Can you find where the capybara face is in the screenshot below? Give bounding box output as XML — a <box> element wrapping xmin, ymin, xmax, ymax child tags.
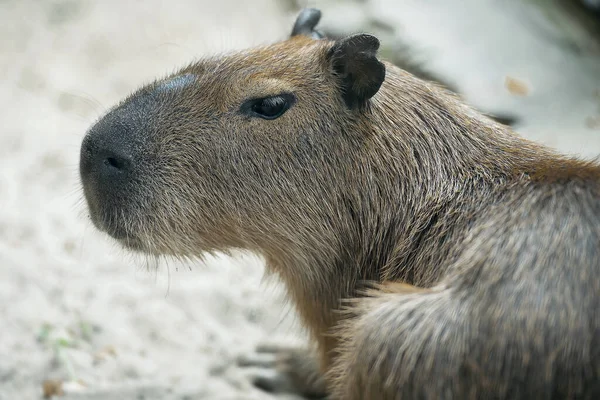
<box><xmin>79</xmin><ymin>30</ymin><xmax>386</xmax><ymax>256</ymax></box>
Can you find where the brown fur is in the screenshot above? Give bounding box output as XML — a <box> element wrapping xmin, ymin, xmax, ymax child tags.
<box><xmin>80</xmin><ymin>11</ymin><xmax>600</xmax><ymax>399</ymax></box>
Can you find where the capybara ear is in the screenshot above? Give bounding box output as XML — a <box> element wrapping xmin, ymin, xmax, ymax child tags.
<box><xmin>290</xmin><ymin>8</ymin><xmax>324</xmax><ymax>39</ymax></box>
<box><xmin>328</xmin><ymin>34</ymin><xmax>386</xmax><ymax>109</ymax></box>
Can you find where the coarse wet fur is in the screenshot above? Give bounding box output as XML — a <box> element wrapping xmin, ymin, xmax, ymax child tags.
<box><xmin>79</xmin><ymin>9</ymin><xmax>600</xmax><ymax>399</ymax></box>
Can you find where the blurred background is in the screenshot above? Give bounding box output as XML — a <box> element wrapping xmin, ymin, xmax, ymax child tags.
<box><xmin>0</xmin><ymin>0</ymin><xmax>599</xmax><ymax>399</ymax></box>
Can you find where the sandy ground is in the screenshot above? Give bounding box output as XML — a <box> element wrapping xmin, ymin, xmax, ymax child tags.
<box><xmin>1</xmin><ymin>0</ymin><xmax>599</xmax><ymax>399</ymax></box>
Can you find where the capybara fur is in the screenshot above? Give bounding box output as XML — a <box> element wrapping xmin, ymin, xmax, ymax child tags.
<box><xmin>80</xmin><ymin>8</ymin><xmax>600</xmax><ymax>399</ymax></box>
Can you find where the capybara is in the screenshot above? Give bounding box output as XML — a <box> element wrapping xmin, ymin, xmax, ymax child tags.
<box><xmin>80</xmin><ymin>8</ymin><xmax>600</xmax><ymax>399</ymax></box>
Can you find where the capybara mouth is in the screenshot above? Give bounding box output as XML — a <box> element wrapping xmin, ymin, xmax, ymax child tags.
<box><xmin>91</xmin><ymin>211</ymin><xmax>131</xmax><ymax>239</ymax></box>
<box><xmin>84</xmin><ymin>197</ymin><xmax>144</xmax><ymax>250</ymax></box>
<box><xmin>98</xmin><ymin>220</ymin><xmax>130</xmax><ymax>241</ymax></box>
<box><xmin>100</xmin><ymin>223</ymin><xmax>145</xmax><ymax>251</ymax></box>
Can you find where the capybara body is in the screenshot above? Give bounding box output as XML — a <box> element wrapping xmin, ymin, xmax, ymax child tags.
<box><xmin>80</xmin><ymin>9</ymin><xmax>600</xmax><ymax>399</ymax></box>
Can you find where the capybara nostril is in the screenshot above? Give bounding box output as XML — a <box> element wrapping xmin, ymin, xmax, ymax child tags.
<box><xmin>79</xmin><ymin>133</ymin><xmax>132</xmax><ymax>184</ymax></box>
<box><xmin>103</xmin><ymin>153</ymin><xmax>130</xmax><ymax>173</ymax></box>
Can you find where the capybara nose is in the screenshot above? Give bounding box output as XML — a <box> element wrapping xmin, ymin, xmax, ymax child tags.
<box><xmin>80</xmin><ymin>133</ymin><xmax>133</xmax><ymax>187</ymax></box>
<box><xmin>101</xmin><ymin>151</ymin><xmax>131</xmax><ymax>173</ymax></box>
<box><xmin>79</xmin><ymin>90</ymin><xmax>156</xmax><ymax>229</ymax></box>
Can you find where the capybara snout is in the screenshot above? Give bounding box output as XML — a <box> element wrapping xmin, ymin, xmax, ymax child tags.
<box><xmin>80</xmin><ymin>81</ymin><xmax>172</xmax><ymax>244</ymax></box>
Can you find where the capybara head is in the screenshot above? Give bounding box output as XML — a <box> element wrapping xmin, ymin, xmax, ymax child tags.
<box><xmin>79</xmin><ymin>9</ymin><xmax>387</xmax><ymax>257</ymax></box>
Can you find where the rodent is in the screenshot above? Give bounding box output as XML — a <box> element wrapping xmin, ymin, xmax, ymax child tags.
<box><xmin>79</xmin><ymin>8</ymin><xmax>600</xmax><ymax>399</ymax></box>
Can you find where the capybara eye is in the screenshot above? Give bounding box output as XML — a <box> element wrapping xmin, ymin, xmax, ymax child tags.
<box><xmin>243</xmin><ymin>93</ymin><xmax>295</xmax><ymax>120</ymax></box>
